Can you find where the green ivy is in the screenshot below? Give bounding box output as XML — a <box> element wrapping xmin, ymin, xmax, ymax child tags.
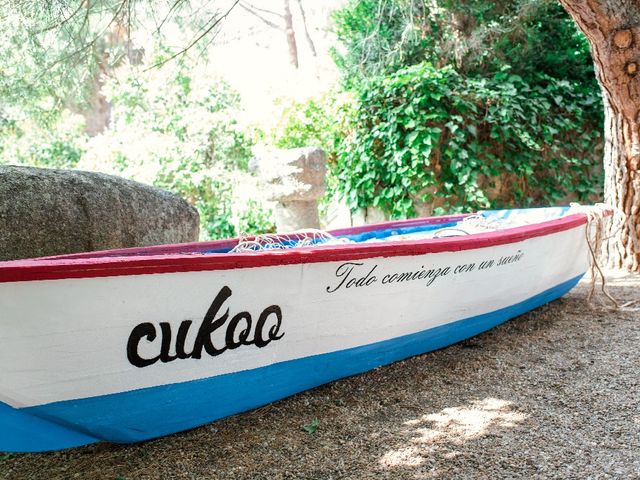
<box><xmin>334</xmin><ymin>63</ymin><xmax>603</xmax><ymax>217</ymax></box>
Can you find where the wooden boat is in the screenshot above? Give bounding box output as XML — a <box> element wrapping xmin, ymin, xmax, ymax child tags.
<box><xmin>0</xmin><ymin>206</ymin><xmax>592</xmax><ymax>452</ymax></box>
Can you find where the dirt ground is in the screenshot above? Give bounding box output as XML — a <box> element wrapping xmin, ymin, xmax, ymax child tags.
<box><xmin>1</xmin><ymin>273</ymin><xmax>638</xmax><ymax>480</ymax></box>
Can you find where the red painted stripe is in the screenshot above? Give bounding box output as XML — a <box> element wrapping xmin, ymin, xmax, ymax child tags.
<box><xmin>0</xmin><ymin>214</ymin><xmax>587</xmax><ymax>283</ymax></box>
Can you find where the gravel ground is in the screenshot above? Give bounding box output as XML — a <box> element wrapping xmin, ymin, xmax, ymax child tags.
<box><xmin>1</xmin><ymin>273</ymin><xmax>638</xmax><ymax>480</ymax></box>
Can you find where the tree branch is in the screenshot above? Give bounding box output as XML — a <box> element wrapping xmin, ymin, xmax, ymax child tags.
<box><xmin>239</xmin><ymin>2</ymin><xmax>283</xmax><ymax>31</ymax></box>
<box><xmin>39</xmin><ymin>0</ymin><xmax>129</xmax><ymax>79</ymax></box>
<box><xmin>155</xmin><ymin>0</ymin><xmax>189</xmax><ymax>34</ymax></box>
<box><xmin>35</xmin><ymin>1</ymin><xmax>86</xmax><ymax>34</ymax></box>
<box><xmin>241</xmin><ymin>1</ymin><xmax>283</xmax><ymax>19</ymax></box>
<box><xmin>295</xmin><ymin>0</ymin><xmax>316</xmax><ymax>56</ymax></box>
<box><xmin>147</xmin><ymin>0</ymin><xmax>240</xmax><ymax>70</ymax></box>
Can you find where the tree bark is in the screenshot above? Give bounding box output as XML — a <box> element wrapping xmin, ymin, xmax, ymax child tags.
<box><xmin>283</xmin><ymin>0</ymin><xmax>299</xmax><ymax>68</ymax></box>
<box><xmin>82</xmin><ymin>20</ymin><xmax>144</xmax><ymax>136</ymax></box>
<box><xmin>559</xmin><ymin>0</ymin><xmax>640</xmax><ymax>271</ymax></box>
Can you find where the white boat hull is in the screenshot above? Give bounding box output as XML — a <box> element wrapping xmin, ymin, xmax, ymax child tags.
<box><xmin>0</xmin><ymin>208</ymin><xmax>589</xmax><ymax>452</ymax></box>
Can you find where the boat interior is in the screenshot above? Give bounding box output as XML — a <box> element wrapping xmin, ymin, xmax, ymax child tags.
<box><xmin>29</xmin><ymin>206</ymin><xmax>575</xmax><ymax>261</ymax></box>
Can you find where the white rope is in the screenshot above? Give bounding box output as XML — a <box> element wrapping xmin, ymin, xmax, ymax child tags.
<box><xmin>432</xmin><ymin>227</ymin><xmax>472</xmax><ymax>238</ymax></box>
<box><xmin>431</xmin><ymin>214</ymin><xmax>532</xmax><ymax>238</ymax></box>
<box><xmin>569</xmin><ymin>203</ymin><xmax>621</xmax><ymax>309</ymax></box>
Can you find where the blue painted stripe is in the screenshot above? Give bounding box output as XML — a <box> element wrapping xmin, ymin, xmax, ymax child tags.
<box><xmin>0</xmin><ymin>400</ymin><xmax>98</xmax><ymax>452</ymax></box>
<box><xmin>337</xmin><ymin>221</ymin><xmax>460</xmax><ymax>243</ymax></box>
<box><xmin>2</xmin><ymin>274</ymin><xmax>582</xmax><ymax>452</ymax></box>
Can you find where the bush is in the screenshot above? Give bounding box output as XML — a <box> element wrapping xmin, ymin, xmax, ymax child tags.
<box><xmin>0</xmin><ymin>62</ymin><xmax>275</xmax><ymax>240</ymax></box>
<box><xmin>81</xmin><ymin>65</ymin><xmax>274</xmax><ymax>240</ymax></box>
<box><xmin>334</xmin><ymin>63</ymin><xmax>603</xmax><ymax>218</ymax></box>
<box><xmin>331</xmin><ymin>0</ymin><xmax>442</xmax><ymax>86</ymax></box>
<box><xmin>332</xmin><ymin>0</ymin><xmax>596</xmax><ymax>89</ymax></box>
<box><xmin>0</xmin><ymin>111</ymin><xmax>85</xmax><ymax>169</ymax></box>
<box><xmin>270</xmin><ymin>93</ymin><xmax>354</xmax><ymax>212</ymax></box>
<box><xmin>270</xmin><ymin>93</ymin><xmax>351</xmax><ymax>159</ymax></box>
<box><xmin>326</xmin><ymin>0</ymin><xmax>603</xmax><ymax>218</ymax></box>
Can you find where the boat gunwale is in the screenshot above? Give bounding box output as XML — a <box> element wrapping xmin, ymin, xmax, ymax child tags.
<box><xmin>0</xmin><ymin>212</ymin><xmax>588</xmax><ymax>283</ymax></box>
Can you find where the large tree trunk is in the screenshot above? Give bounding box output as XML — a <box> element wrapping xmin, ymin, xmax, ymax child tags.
<box><xmin>81</xmin><ymin>21</ymin><xmax>143</xmax><ymax>136</ymax></box>
<box><xmin>559</xmin><ymin>0</ymin><xmax>640</xmax><ymax>271</ymax></box>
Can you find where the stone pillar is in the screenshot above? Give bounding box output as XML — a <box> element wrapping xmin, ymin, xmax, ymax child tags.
<box><xmin>274</xmin><ymin>200</ymin><xmax>321</xmax><ymax>231</ymax></box>
<box><xmin>252</xmin><ymin>147</ymin><xmax>326</xmax><ymax>232</ymax></box>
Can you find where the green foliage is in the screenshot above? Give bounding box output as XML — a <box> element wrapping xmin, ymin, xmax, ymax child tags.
<box><xmin>0</xmin><ymin>112</ymin><xmax>85</xmax><ymax>169</ymax></box>
<box><xmin>271</xmin><ymin>93</ymin><xmax>352</xmax><ymax>159</ymax></box>
<box><xmin>104</xmin><ymin>64</ymin><xmax>254</xmax><ymax>173</ymax></box>
<box><xmin>480</xmin><ymin>1</ymin><xmax>595</xmax><ymax>85</ymax></box>
<box><xmin>303</xmin><ymin>418</ymin><xmax>320</xmax><ymax>434</ymax></box>
<box><xmin>334</xmin><ymin>63</ymin><xmax>603</xmax><ymax>218</ymax></box>
<box><xmin>83</xmin><ymin>64</ymin><xmax>274</xmax><ymax>240</ymax></box>
<box><xmin>332</xmin><ymin>0</ymin><xmax>596</xmax><ymax>89</ymax></box>
<box><xmin>0</xmin><ymin>18</ymin><xmax>69</xmax><ymax>119</ymax></box>
<box><xmin>1</xmin><ymin>61</ymin><xmax>275</xmax><ymax>241</ymax></box>
<box><xmin>238</xmin><ymin>200</ymin><xmax>276</xmax><ymax>235</ymax></box>
<box><xmin>0</xmin><ymin>0</ymin><xmax>606</xmax><ymax>234</ymax></box>
<box><xmin>327</xmin><ymin>0</ymin><xmax>604</xmax><ymax>217</ymax></box>
<box><xmin>332</xmin><ymin>0</ymin><xmax>442</xmax><ymax>87</ymax></box>
<box><xmin>273</xmin><ymin>98</ymin><xmax>332</xmax><ymax>151</ymax></box>
<box><xmin>0</xmin><ymin>1</ymin><xmax>276</xmax><ymax>241</ymax></box>
<box><xmin>155</xmin><ymin>170</ymin><xmax>237</xmax><ymax>241</ymax></box>
<box><xmin>0</xmin><ymin>2</ymin><xmax>232</xmax><ymax>116</ymax></box>
<box><xmin>270</xmin><ymin>93</ymin><xmax>355</xmax><ymax>214</ymax></box>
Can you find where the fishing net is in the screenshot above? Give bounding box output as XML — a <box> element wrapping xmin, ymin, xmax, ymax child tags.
<box><xmin>230</xmin><ymin>229</ymin><xmax>351</xmax><ymax>253</ymax></box>
<box><xmin>378</xmin><ymin>214</ymin><xmax>528</xmax><ymax>242</ymax></box>
<box><xmin>229</xmin><ymin>210</ymin><xmax>562</xmax><ymax>252</ymax></box>
<box><xmin>230</xmin><ymin>206</ymin><xmax>612</xmax><ymax>252</ymax></box>
<box><xmin>229</xmin><ymin>205</ymin><xmax>623</xmax><ymax>311</ymax></box>
<box><xmin>432</xmin><ymin>215</ymin><xmax>506</xmax><ymax>237</ymax></box>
